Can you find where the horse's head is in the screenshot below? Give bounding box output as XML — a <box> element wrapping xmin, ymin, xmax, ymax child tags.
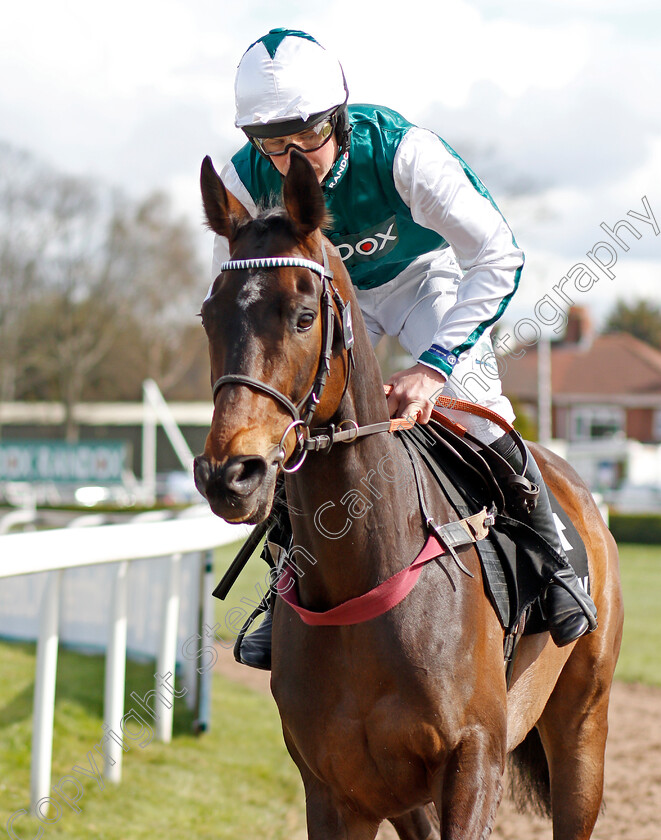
<box><xmin>193</xmin><ymin>151</ymin><xmax>352</xmax><ymax>523</ymax></box>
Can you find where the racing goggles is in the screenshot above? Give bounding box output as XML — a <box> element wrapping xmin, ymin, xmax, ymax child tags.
<box><xmin>252</xmin><ymin>115</ymin><xmax>336</xmax><ymax>157</ymax></box>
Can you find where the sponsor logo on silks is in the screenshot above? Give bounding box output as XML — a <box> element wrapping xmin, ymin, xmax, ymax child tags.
<box><xmin>325</xmin><ymin>151</ymin><xmax>349</xmax><ymax>191</ymax></box>
<box><xmin>333</xmin><ymin>217</ymin><xmax>399</xmax><ymax>265</ymax></box>
<box><xmin>426</xmin><ymin>344</ymin><xmax>458</xmax><ymax>368</ymax></box>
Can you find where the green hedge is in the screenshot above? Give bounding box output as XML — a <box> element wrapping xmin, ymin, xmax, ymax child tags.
<box><xmin>610</xmin><ymin>513</ymin><xmax>661</xmax><ymax>545</ymax></box>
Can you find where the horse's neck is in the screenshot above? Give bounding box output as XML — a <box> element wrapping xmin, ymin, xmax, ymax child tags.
<box><xmin>286</xmin><ymin>312</ymin><xmax>426</xmax><ymax>610</ymax></box>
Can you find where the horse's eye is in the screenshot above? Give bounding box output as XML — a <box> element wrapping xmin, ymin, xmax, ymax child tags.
<box><xmin>296</xmin><ymin>313</ymin><xmax>315</xmax><ymax>332</ymax></box>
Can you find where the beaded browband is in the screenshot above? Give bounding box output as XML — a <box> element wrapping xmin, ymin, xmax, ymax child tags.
<box><xmin>220</xmin><ymin>255</ymin><xmax>333</xmax><ymax>281</ymax></box>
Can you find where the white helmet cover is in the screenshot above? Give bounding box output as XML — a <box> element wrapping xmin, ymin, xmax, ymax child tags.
<box><xmin>235</xmin><ymin>28</ymin><xmax>348</xmax><ymax>137</ymax></box>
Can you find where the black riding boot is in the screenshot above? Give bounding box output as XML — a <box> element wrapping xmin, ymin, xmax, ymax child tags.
<box><xmin>234</xmin><ymin>491</ymin><xmax>291</xmax><ymax>670</ymax></box>
<box><xmin>236</xmin><ymin>603</ymin><xmax>274</xmax><ymax>670</ymax></box>
<box><xmin>489</xmin><ymin>434</ymin><xmax>598</xmax><ymax>647</ymax></box>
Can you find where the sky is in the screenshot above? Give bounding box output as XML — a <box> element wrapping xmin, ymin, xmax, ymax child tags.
<box><xmin>1</xmin><ymin>0</ymin><xmax>660</xmax><ymax>330</ymax></box>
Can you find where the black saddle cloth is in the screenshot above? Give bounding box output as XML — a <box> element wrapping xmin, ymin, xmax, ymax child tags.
<box><xmin>398</xmin><ymin>422</ymin><xmax>590</xmax><ymax>636</ymax></box>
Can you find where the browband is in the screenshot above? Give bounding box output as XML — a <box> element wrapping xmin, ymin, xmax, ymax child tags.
<box><xmin>220</xmin><ymin>253</ymin><xmax>333</xmax><ymax>281</ymax></box>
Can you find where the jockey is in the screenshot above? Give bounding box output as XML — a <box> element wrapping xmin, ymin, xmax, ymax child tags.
<box><xmin>212</xmin><ymin>28</ymin><xmax>597</xmax><ymax>668</ymax></box>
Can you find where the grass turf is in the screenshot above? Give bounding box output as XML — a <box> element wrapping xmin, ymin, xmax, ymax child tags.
<box><xmin>0</xmin><ymin>642</ymin><xmax>304</xmax><ymax>838</ymax></box>
<box><xmin>613</xmin><ymin>544</ymin><xmax>661</xmax><ymax>686</ymax></box>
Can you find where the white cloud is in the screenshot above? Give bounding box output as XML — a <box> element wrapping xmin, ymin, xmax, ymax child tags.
<box><xmin>502</xmin><ymin>251</ymin><xmax>661</xmax><ymax>335</ymax></box>
<box><xmin>315</xmin><ymin>0</ymin><xmax>598</xmax><ymax>112</ymax></box>
<box><xmin>0</xmin><ymin>0</ymin><xmax>659</xmax><ymax>291</ymax></box>
<box><xmin>0</xmin><ymin>0</ymin><xmax>204</xmax><ymax>99</ymax></box>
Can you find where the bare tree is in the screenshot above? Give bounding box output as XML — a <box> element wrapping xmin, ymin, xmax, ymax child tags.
<box><xmin>105</xmin><ymin>191</ymin><xmax>203</xmax><ymax>393</ymax></box>
<box><xmin>0</xmin><ymin>144</ymin><xmax>53</xmax><ymax>411</ymax></box>
<box><xmin>18</xmin><ymin>173</ymin><xmax>132</xmax><ymax>438</ymax></box>
<box><xmin>1</xmin><ymin>142</ymin><xmax>204</xmax><ymax>440</ymax></box>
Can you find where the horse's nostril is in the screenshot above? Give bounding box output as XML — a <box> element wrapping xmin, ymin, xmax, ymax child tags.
<box><xmin>223</xmin><ymin>455</ymin><xmax>267</xmax><ymax>497</ymax></box>
<box><xmin>193</xmin><ymin>455</ymin><xmax>213</xmax><ymax>496</ymax></box>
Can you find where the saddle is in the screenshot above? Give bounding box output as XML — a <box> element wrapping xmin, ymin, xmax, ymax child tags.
<box><xmin>398</xmin><ymin>420</ymin><xmax>590</xmax><ymax>648</ymax></box>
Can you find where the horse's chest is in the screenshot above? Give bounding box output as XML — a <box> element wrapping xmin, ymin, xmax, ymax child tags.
<box><xmin>276</xmin><ymin>676</ymin><xmax>448</xmax><ymax>809</ymax></box>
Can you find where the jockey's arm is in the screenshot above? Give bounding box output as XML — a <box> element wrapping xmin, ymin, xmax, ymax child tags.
<box><xmin>386</xmin><ymin>128</ymin><xmax>524</xmax><ymax>420</ymax></box>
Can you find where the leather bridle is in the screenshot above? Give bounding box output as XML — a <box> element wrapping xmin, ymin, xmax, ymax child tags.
<box><xmin>211</xmin><ymin>243</ymin><xmax>355</xmax><ymax>472</ymax></box>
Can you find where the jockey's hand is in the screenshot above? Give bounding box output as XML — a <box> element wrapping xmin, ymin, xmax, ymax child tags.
<box><xmin>386</xmin><ymin>363</ymin><xmax>447</xmax><ymax>425</ymax></box>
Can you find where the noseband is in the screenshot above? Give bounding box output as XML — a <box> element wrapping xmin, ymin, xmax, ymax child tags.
<box><xmin>212</xmin><ymin>243</ymin><xmax>355</xmax><ymax>472</ymax></box>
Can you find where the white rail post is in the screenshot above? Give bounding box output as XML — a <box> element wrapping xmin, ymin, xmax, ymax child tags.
<box><xmin>182</xmin><ymin>553</ymin><xmax>202</xmax><ymax>711</ymax></box>
<box><xmin>142</xmin><ymin>382</ymin><xmax>157</xmax><ymax>505</ymax></box>
<box><xmin>155</xmin><ymin>552</ymin><xmax>181</xmax><ymax>743</ymax></box>
<box><xmin>142</xmin><ymin>379</ymin><xmax>195</xmax><ymax>473</ymax></box>
<box><xmin>195</xmin><ymin>549</ymin><xmax>215</xmax><ymax>733</ymax></box>
<box><xmin>30</xmin><ymin>570</ymin><xmax>61</xmax><ymax>812</ymax></box>
<box><xmin>103</xmin><ymin>561</ymin><xmax>128</xmax><ymax>782</ymax></box>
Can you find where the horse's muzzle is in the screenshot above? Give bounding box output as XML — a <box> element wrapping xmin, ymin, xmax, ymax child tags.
<box><xmin>193</xmin><ymin>453</ymin><xmax>269</xmax><ymax>522</ymax></box>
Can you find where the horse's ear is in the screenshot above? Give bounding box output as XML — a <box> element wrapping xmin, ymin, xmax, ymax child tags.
<box><xmin>200</xmin><ymin>155</ymin><xmax>250</xmax><ymax>240</ymax></box>
<box><xmin>283</xmin><ymin>149</ymin><xmax>330</xmax><ymax>238</ymax></box>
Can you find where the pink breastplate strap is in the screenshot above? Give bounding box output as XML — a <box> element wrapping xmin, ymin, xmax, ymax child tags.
<box><xmin>276</xmin><ymin>534</ymin><xmax>445</xmax><ymax>626</ymax></box>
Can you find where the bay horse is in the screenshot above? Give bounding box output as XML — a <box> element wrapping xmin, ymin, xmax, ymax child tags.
<box><xmin>194</xmin><ymin>150</ymin><xmax>623</xmax><ymax>840</ymax></box>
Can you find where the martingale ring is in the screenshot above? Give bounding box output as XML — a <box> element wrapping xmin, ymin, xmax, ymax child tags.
<box><xmin>336</xmin><ymin>419</ymin><xmax>359</xmax><ymax>442</ymax></box>
<box><xmin>276</xmin><ymin>419</ymin><xmax>308</xmax><ymax>474</ymax></box>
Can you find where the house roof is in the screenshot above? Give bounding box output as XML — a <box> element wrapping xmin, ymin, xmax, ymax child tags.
<box><xmin>500</xmin><ymin>332</ymin><xmax>661</xmax><ymax>402</ymax></box>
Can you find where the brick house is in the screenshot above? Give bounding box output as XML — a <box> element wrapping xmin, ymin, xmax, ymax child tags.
<box><xmin>501</xmin><ymin>307</ymin><xmax>661</xmax><ymax>444</ymax></box>
<box><xmin>500</xmin><ymin>307</ymin><xmax>661</xmax><ymax>500</ymax></box>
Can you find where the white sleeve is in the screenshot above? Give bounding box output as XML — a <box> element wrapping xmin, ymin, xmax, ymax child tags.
<box><xmin>393</xmin><ymin>128</ymin><xmax>524</xmax><ymax>374</ymax></box>
<box><xmin>207</xmin><ymin>161</ymin><xmax>259</xmax><ymax>296</ymax></box>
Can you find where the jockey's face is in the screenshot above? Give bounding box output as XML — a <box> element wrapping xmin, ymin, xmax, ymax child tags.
<box><xmin>268</xmin><ymin>134</ymin><xmax>339</xmax><ymax>184</ymax></box>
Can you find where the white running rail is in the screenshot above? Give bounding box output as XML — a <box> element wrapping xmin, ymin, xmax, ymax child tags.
<box><xmin>0</xmin><ymin>512</ymin><xmax>247</xmax><ymax>812</ymax></box>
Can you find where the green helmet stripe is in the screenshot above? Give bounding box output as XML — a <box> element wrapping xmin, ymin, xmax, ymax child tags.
<box><xmin>249</xmin><ymin>28</ymin><xmax>319</xmax><ymax>60</ymax></box>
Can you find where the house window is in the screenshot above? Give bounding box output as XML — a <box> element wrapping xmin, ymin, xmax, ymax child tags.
<box><xmin>569</xmin><ymin>405</ymin><xmax>624</xmax><ymax>441</ymax></box>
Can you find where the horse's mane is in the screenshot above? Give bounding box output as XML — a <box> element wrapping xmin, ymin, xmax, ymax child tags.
<box><xmin>233</xmin><ymin>201</ymin><xmax>333</xmax><ymax>251</ymax></box>
<box><xmin>233</xmin><ymin>203</ymin><xmax>300</xmax><ymax>246</ymax></box>
<box><xmin>254</xmin><ymin>202</ymin><xmax>289</xmax><ymax>222</ymax></box>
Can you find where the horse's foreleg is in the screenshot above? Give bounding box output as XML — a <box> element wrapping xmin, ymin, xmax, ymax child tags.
<box><xmin>389</xmin><ymin>804</ymin><xmax>440</xmax><ymax>839</ymax></box>
<box><xmin>300</xmin><ymin>775</ymin><xmax>379</xmax><ymax>840</ymax></box>
<box><xmin>432</xmin><ymin>729</ymin><xmax>505</xmax><ymax>840</ymax></box>
<box><xmin>282</xmin><ymin>729</ymin><xmax>380</xmax><ymax>839</ymax></box>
